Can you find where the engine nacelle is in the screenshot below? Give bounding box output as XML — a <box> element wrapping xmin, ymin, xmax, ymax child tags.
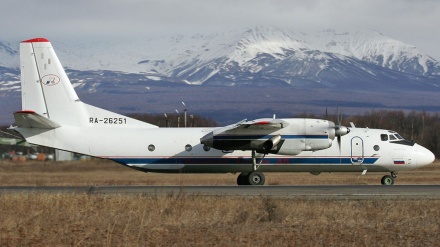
<box><xmin>276</xmin><ymin>119</ymin><xmax>335</xmax><ymax>155</ymax></box>
<box><xmin>250</xmin><ymin>134</ymin><xmax>282</xmax><ymax>153</ymax></box>
<box><xmin>200</xmin><ymin>118</ymin><xmax>349</xmax><ymax>156</ymax></box>
<box><xmin>262</xmin><ymin>134</ymin><xmax>282</xmax><ymax>152</ymax></box>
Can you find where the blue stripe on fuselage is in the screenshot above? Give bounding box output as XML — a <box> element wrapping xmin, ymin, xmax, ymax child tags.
<box><xmin>110</xmin><ymin>157</ymin><xmax>379</xmax><ymax>165</ymax></box>
<box><xmin>213</xmin><ymin>134</ymin><xmax>328</xmax><ymax>140</ymax></box>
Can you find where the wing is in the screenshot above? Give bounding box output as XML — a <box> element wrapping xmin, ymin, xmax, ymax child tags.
<box><xmin>201</xmin><ymin>118</ymin><xmax>289</xmax><ymax>153</ymax></box>
<box><xmin>212</xmin><ymin>118</ymin><xmax>288</xmax><ymax>134</ymax></box>
<box><xmin>238</xmin><ymin>118</ymin><xmax>289</xmax><ymax>129</ymax></box>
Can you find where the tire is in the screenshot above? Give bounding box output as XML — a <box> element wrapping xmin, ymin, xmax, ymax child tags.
<box><xmin>237</xmin><ymin>172</ymin><xmax>249</xmax><ymax>185</ymax></box>
<box><xmin>247</xmin><ymin>171</ymin><xmax>265</xmax><ymax>186</ymax></box>
<box><xmin>381</xmin><ymin>175</ymin><xmax>394</xmax><ymax>185</ymax></box>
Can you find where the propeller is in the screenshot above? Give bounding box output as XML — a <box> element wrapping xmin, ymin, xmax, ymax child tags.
<box><xmin>334</xmin><ymin>109</ymin><xmax>350</xmax><ymax>154</ymax></box>
<box><xmin>335</xmin><ymin>125</ymin><xmax>350</xmax><ymax>152</ymax></box>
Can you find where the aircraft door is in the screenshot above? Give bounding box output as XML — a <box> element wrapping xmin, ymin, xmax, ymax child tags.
<box><xmin>351</xmin><ymin>136</ymin><xmax>364</xmax><ymax>164</ymax></box>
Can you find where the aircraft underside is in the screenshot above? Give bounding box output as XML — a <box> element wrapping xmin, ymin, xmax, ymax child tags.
<box><xmin>124</xmin><ymin>163</ymin><xmax>393</xmax><ymax>173</ymax></box>
<box><xmin>110</xmin><ymin>154</ymin><xmax>400</xmax><ymax>185</ymax></box>
<box><xmin>119</xmin><ymin>162</ymin><xmax>397</xmax><ymax>186</ymax></box>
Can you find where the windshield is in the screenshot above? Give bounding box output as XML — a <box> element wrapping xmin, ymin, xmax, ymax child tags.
<box><xmin>382</xmin><ymin>131</ymin><xmax>414</xmax><ymax>146</ymax></box>
<box><xmin>394</xmin><ymin>134</ymin><xmax>404</xmax><ymax>140</ymax></box>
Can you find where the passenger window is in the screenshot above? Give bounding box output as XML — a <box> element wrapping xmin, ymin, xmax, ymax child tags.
<box><xmin>381</xmin><ymin>134</ymin><xmax>388</xmax><ymax>141</ymax></box>
<box><xmin>389</xmin><ymin>135</ymin><xmax>396</xmax><ymax>140</ymax></box>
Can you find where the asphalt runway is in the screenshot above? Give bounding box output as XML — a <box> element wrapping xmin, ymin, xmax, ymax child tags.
<box><xmin>1</xmin><ymin>185</ymin><xmax>440</xmax><ymax>199</ymax></box>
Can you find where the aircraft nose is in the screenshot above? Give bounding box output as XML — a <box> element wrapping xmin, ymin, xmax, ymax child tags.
<box><xmin>414</xmin><ymin>144</ymin><xmax>435</xmax><ymax>166</ymax></box>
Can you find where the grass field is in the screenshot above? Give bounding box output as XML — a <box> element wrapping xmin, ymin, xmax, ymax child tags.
<box><xmin>0</xmin><ymin>159</ymin><xmax>439</xmax><ymax>246</ymax></box>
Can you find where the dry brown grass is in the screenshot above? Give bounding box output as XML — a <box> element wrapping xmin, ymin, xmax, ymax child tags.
<box><xmin>1</xmin><ymin>160</ymin><xmax>440</xmax><ymax>246</ymax></box>
<box><xmin>0</xmin><ymin>193</ymin><xmax>439</xmax><ymax>246</ymax></box>
<box><xmin>0</xmin><ymin>159</ymin><xmax>439</xmax><ymax>186</ymax></box>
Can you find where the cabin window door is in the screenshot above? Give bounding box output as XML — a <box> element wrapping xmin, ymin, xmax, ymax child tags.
<box><xmin>351</xmin><ymin>136</ymin><xmax>364</xmax><ymax>164</ymax></box>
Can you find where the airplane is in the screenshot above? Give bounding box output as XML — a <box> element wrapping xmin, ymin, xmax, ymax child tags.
<box><xmin>10</xmin><ymin>38</ymin><xmax>435</xmax><ymax>186</ymax></box>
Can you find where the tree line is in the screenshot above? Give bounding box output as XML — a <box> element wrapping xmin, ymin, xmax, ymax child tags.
<box><xmin>299</xmin><ymin>110</ymin><xmax>440</xmax><ymax>158</ymax></box>
<box><xmin>127</xmin><ymin>113</ymin><xmax>218</xmax><ymax>128</ymax></box>
<box><xmin>348</xmin><ymin>110</ymin><xmax>440</xmax><ymax>158</ymax></box>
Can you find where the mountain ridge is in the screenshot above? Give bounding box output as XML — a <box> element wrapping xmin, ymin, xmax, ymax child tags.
<box><xmin>1</xmin><ymin>27</ymin><xmax>439</xmax><ymax>88</ymax></box>
<box><xmin>2</xmin><ymin>27</ymin><xmax>440</xmax><ymax>125</ymax></box>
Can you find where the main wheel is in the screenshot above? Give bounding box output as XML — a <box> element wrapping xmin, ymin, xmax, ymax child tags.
<box><xmin>381</xmin><ymin>175</ymin><xmax>394</xmax><ymax>185</ymax></box>
<box><xmin>237</xmin><ymin>172</ymin><xmax>249</xmax><ymax>185</ymax></box>
<box><xmin>247</xmin><ymin>171</ymin><xmax>265</xmax><ymax>186</ymax></box>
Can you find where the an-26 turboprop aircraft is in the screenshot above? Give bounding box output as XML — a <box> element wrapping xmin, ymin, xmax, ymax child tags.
<box><xmin>11</xmin><ymin>38</ymin><xmax>435</xmax><ymax>185</ymax></box>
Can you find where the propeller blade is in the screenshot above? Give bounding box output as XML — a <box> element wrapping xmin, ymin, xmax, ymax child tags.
<box><xmin>337</xmin><ymin>135</ymin><xmax>341</xmax><ymax>154</ymax></box>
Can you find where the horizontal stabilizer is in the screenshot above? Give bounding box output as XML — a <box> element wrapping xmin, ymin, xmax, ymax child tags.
<box><xmin>14</xmin><ymin>111</ymin><xmax>61</xmax><ymax>129</ymax></box>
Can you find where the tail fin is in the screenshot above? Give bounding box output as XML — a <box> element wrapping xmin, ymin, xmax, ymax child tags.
<box><xmin>19</xmin><ymin>38</ymin><xmax>157</xmax><ymax>128</ymax></box>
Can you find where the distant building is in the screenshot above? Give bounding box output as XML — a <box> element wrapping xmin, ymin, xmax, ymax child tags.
<box><xmin>55</xmin><ymin>150</ymin><xmax>74</xmax><ymax>161</ymax></box>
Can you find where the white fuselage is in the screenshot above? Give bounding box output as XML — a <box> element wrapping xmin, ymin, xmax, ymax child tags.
<box><xmin>17</xmin><ymin>124</ymin><xmax>434</xmax><ymax>174</ymax></box>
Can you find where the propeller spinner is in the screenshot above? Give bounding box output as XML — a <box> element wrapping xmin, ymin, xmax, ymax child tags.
<box><xmin>335</xmin><ymin>125</ymin><xmax>350</xmax><ymax>153</ymax></box>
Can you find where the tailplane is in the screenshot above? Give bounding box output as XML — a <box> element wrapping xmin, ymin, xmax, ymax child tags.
<box><xmin>19</xmin><ymin>38</ymin><xmax>157</xmax><ymax>128</ymax></box>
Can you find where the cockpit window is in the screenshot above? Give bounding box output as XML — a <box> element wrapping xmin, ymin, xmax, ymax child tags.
<box><xmin>394</xmin><ymin>134</ymin><xmax>404</xmax><ymax>140</ymax></box>
<box><xmin>385</xmin><ymin>131</ymin><xmax>415</xmax><ymax>146</ymax></box>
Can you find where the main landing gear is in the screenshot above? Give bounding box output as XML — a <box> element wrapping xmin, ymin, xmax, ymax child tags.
<box><xmin>237</xmin><ymin>171</ymin><xmax>265</xmax><ymax>185</ymax></box>
<box><xmin>237</xmin><ymin>150</ymin><xmax>266</xmax><ymax>186</ymax></box>
<box><xmin>381</xmin><ymin>172</ymin><xmax>398</xmax><ymax>185</ymax></box>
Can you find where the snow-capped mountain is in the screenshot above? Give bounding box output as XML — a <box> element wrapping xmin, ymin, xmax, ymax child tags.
<box><xmin>2</xmin><ymin>27</ymin><xmax>440</xmax><ymax>126</ymax></box>
<box><xmin>1</xmin><ymin>27</ymin><xmax>440</xmax><ymax>92</ymax></box>
<box><xmin>0</xmin><ymin>40</ymin><xmax>18</xmax><ymax>68</ymax></box>
<box><xmin>306</xmin><ymin>29</ymin><xmax>440</xmax><ymax>76</ymax></box>
<box><xmin>118</xmin><ymin>27</ymin><xmax>440</xmax><ymax>87</ymax></box>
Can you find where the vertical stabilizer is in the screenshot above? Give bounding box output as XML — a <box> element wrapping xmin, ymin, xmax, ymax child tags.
<box><xmin>20</xmin><ymin>38</ymin><xmax>85</xmax><ymax>125</ymax></box>
<box><xmin>19</xmin><ymin>38</ymin><xmax>157</xmax><ymax>128</ymax></box>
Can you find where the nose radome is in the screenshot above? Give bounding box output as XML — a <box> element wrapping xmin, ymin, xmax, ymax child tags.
<box><xmin>415</xmin><ymin>144</ymin><xmax>435</xmax><ymax>166</ymax></box>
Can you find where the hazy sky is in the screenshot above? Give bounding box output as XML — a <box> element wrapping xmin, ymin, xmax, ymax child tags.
<box><xmin>2</xmin><ymin>0</ymin><xmax>440</xmax><ymax>59</ymax></box>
